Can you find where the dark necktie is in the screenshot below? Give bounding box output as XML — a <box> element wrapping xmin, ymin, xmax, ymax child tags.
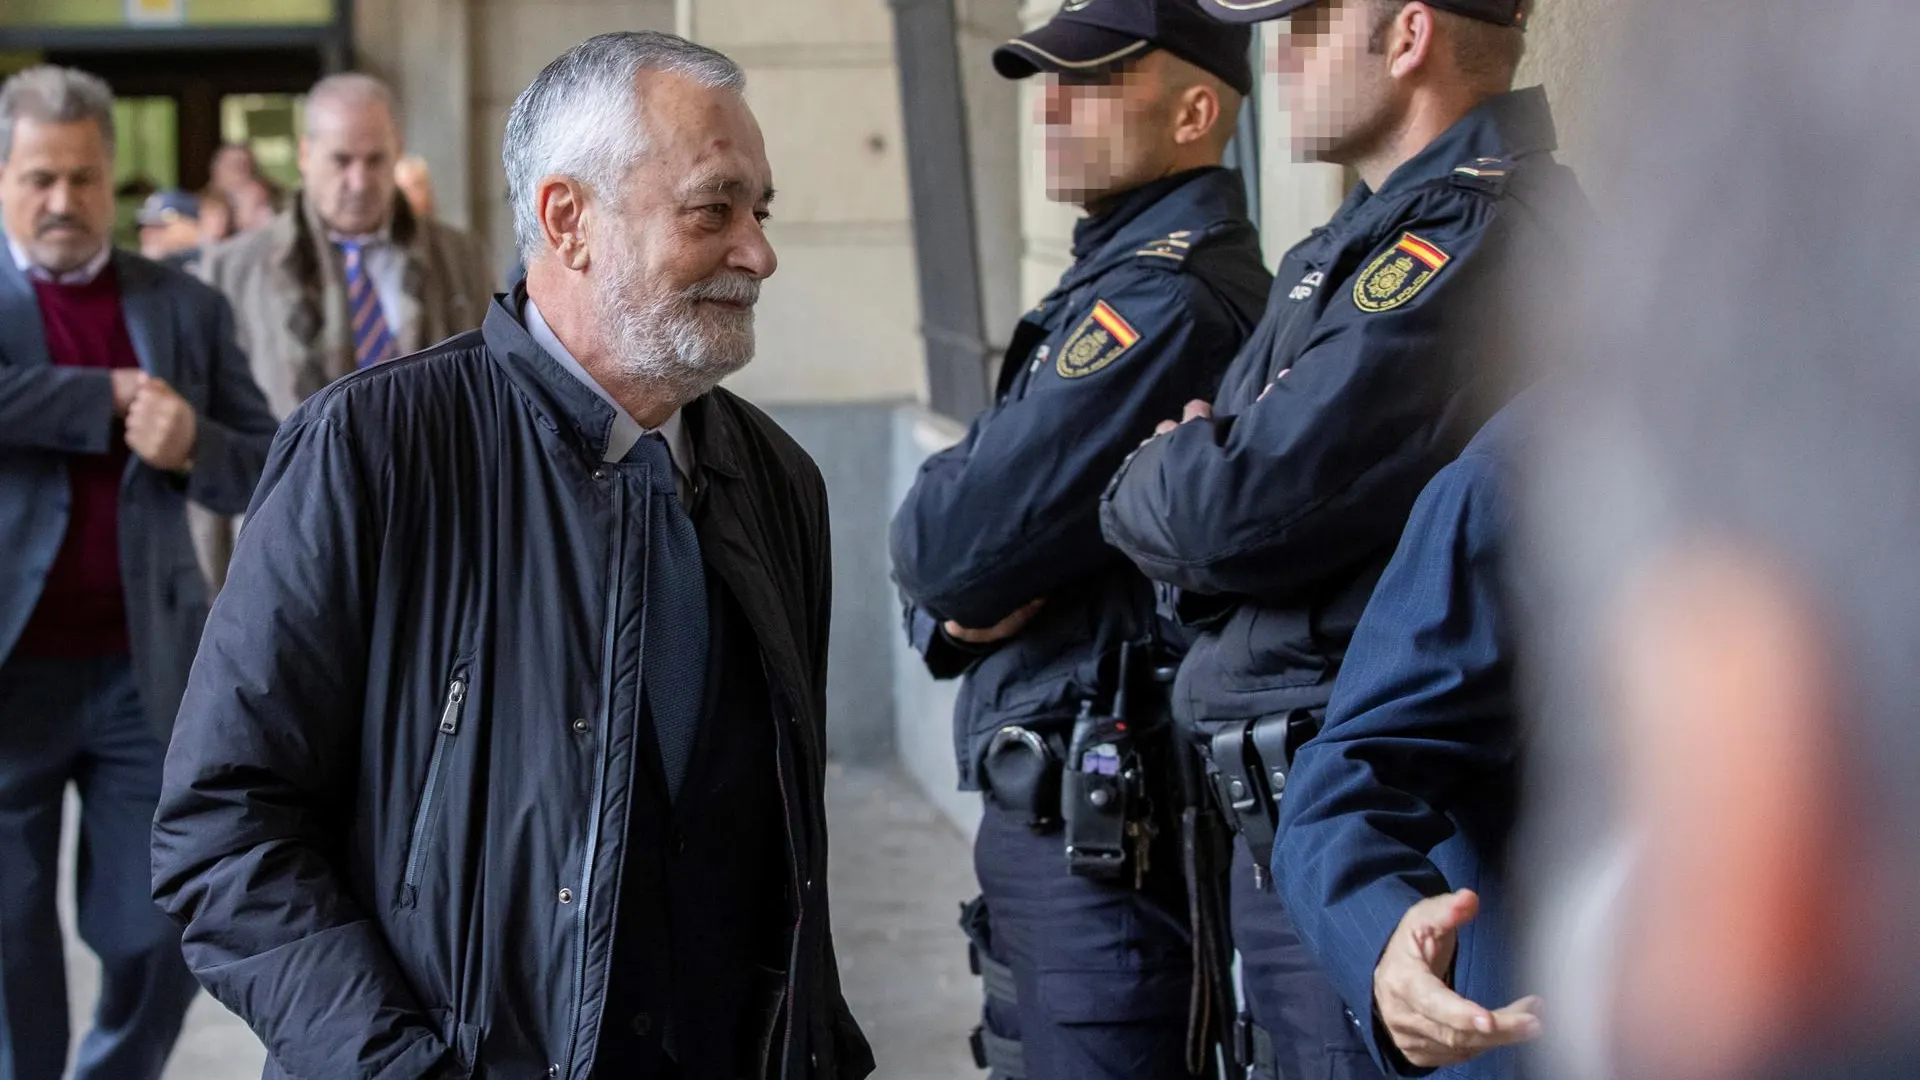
<box><xmin>339</xmin><ymin>240</ymin><xmax>397</xmax><ymax>368</ymax></box>
<box><xmin>626</xmin><ymin>433</ymin><xmax>707</xmax><ymax>802</ymax></box>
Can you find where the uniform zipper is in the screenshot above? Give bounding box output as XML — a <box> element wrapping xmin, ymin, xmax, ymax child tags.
<box><xmin>564</xmin><ymin>479</ymin><xmax>626</xmax><ymax>1079</ymax></box>
<box><xmin>401</xmin><ymin>674</ymin><xmax>466</xmax><ymax>907</ymax></box>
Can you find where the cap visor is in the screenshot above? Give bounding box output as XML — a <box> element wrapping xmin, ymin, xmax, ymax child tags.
<box><xmin>992</xmin><ymin>21</ymin><xmax>1151</xmax><ymax>81</ymax></box>
<box><xmin>1197</xmin><ymin>0</ymin><xmax>1318</xmax><ymax>24</ymax></box>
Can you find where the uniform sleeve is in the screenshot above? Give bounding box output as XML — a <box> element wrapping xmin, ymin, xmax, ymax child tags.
<box><xmin>1271</xmin><ymin>454</ymin><xmax>1517</xmax><ymax>1076</ymax></box>
<box><xmin>1101</xmin><ymin>199</ymin><xmax>1511</xmax><ymax>604</ymax></box>
<box><xmin>182</xmin><ymin>290</ymin><xmax>278</xmax><ymax>514</ymax></box>
<box><xmin>153</xmin><ymin>413</ymin><xmax>450</xmax><ymax>1080</ymax></box>
<box><xmin>890</xmin><ymin>271</ymin><xmax>1233</xmax><ymax>630</ymax></box>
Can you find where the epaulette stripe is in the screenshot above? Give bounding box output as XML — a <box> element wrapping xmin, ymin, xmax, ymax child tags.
<box><xmin>1135</xmin><ymin>250</ymin><xmax>1187</xmax><ymax>262</ymax></box>
<box><xmin>1454</xmin><ymin>166</ymin><xmax>1508</xmax><ymax>178</ymax></box>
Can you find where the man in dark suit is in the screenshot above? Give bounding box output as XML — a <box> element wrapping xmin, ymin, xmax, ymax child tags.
<box><xmin>0</xmin><ymin>65</ymin><xmax>276</xmax><ymax>1080</ymax></box>
<box><xmin>1273</xmin><ymin>396</ymin><xmax>1540</xmax><ymax>1080</ymax></box>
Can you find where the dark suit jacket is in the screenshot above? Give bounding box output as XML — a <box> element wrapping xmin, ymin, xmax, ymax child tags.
<box><xmin>1273</xmin><ymin>399</ymin><xmax>1530</xmax><ymax>1080</ymax></box>
<box><xmin>0</xmin><ymin>248</ymin><xmax>277</xmax><ymax>735</ymax></box>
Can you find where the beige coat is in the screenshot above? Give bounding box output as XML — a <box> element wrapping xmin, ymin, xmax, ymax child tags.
<box><xmin>199</xmin><ymin>190</ymin><xmax>494</xmax><ymax>418</ymax></box>
<box><xmin>191</xmin><ymin>192</ymin><xmax>494</xmax><ymax>588</ymax></box>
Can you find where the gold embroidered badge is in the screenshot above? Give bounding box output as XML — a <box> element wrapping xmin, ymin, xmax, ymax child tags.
<box><xmin>1352</xmin><ymin>232</ymin><xmax>1453</xmax><ymax>313</ymax></box>
<box><xmin>1056</xmin><ymin>300</ymin><xmax>1140</xmax><ymax>379</ymax></box>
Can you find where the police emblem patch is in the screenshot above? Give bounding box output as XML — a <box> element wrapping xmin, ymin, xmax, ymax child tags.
<box><xmin>1352</xmin><ymin>232</ymin><xmax>1452</xmax><ymax>313</ymax></box>
<box><xmin>1057</xmin><ymin>300</ymin><xmax>1140</xmax><ymax>379</ymax></box>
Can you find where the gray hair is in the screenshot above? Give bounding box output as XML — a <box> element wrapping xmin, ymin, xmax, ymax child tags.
<box><xmin>0</xmin><ymin>66</ymin><xmax>115</xmax><ymax>167</ymax></box>
<box><xmin>503</xmin><ymin>31</ymin><xmax>746</xmax><ymax>262</ymax></box>
<box><xmin>303</xmin><ymin>72</ymin><xmax>398</xmax><ymax>137</ymax></box>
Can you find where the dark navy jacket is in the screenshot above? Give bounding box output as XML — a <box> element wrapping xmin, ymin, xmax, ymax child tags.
<box><xmin>152</xmin><ymin>299</ymin><xmax>873</xmax><ymax>1080</ymax></box>
<box><xmin>890</xmin><ymin>167</ymin><xmax>1271</xmax><ymax>788</ymax></box>
<box><xmin>1099</xmin><ymin>89</ymin><xmax>1579</xmax><ymax>732</ymax></box>
<box><xmin>1273</xmin><ymin>399</ymin><xmax>1531</xmax><ymax>1080</ymax></box>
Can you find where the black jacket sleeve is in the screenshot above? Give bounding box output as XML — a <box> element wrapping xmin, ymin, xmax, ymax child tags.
<box><xmin>892</xmin><ymin>270</ymin><xmax>1229</xmax><ymax>630</ymax></box>
<box><xmin>1102</xmin><ymin>194</ymin><xmax>1510</xmax><ymax>605</ymax></box>
<box><xmin>153</xmin><ymin>413</ymin><xmax>449</xmax><ymax>1080</ymax></box>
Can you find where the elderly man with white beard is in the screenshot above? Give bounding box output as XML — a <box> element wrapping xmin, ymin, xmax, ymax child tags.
<box><xmin>152</xmin><ymin>31</ymin><xmax>874</xmax><ymax>1080</ymax></box>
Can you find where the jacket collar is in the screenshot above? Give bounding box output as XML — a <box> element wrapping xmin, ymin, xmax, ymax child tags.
<box><xmin>1072</xmin><ymin>166</ymin><xmax>1234</xmax><ymax>259</ymax></box>
<box><xmin>1372</xmin><ymin>85</ymin><xmax>1558</xmax><ymax>200</ymax></box>
<box><xmin>482</xmin><ymin>287</ymin><xmax>744</xmax><ymax>480</ymax></box>
<box><xmin>1056</xmin><ymin>165</ymin><xmax>1250</xmax><ymax>296</ymax></box>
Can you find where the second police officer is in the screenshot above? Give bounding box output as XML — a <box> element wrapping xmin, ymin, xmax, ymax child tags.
<box><xmin>889</xmin><ymin>1</ymin><xmax>1271</xmax><ymax>1076</ymax></box>
<box><xmin>1101</xmin><ymin>1</ymin><xmax>1586</xmax><ymax>1078</ymax></box>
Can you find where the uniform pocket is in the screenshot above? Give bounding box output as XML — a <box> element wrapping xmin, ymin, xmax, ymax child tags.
<box><xmin>1036</xmin><ymin>964</ymin><xmax>1189</xmax><ymax>1025</ymax></box>
<box><xmin>400</xmin><ymin>667</ymin><xmax>469</xmax><ymax>908</ymax></box>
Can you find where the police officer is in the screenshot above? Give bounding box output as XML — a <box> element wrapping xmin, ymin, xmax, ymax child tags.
<box><xmin>889</xmin><ymin>2</ymin><xmax>1271</xmax><ymax>1076</ymax></box>
<box><xmin>1099</xmin><ymin>2</ymin><xmax>1585</xmax><ymax>1078</ymax></box>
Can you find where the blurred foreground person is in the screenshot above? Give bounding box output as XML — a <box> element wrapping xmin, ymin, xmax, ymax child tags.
<box><xmin>1524</xmin><ymin>4</ymin><xmax>1920</xmax><ymax>1080</ymax></box>
<box><xmin>1275</xmin><ymin>391</ymin><xmax>1543</xmax><ymax>1080</ymax></box>
<box><xmin>0</xmin><ymin>66</ymin><xmax>275</xmax><ymax>1080</ymax></box>
<box><xmin>891</xmin><ymin>1</ymin><xmax>1269</xmax><ymax>1075</ymax></box>
<box><xmin>154</xmin><ymin>32</ymin><xmax>873</xmax><ymax>1080</ymax></box>
<box><xmin>134</xmin><ymin>190</ymin><xmax>202</xmax><ymax>270</ymax></box>
<box><xmin>1100</xmin><ymin>1</ymin><xmax>1581</xmax><ymax>1076</ymax></box>
<box><xmin>200</xmin><ymin>72</ymin><xmax>490</xmax><ymax>418</ymax></box>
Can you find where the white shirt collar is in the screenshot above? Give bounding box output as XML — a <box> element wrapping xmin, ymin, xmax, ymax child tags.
<box><xmin>523</xmin><ymin>296</ymin><xmax>694</xmax><ymax>481</ymax></box>
<box><xmin>9</xmin><ymin>235</ymin><xmax>111</xmax><ymax>286</ymax></box>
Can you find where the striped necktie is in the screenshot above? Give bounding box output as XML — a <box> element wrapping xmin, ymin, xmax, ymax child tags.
<box><xmin>339</xmin><ymin>240</ymin><xmax>397</xmax><ymax>369</ymax></box>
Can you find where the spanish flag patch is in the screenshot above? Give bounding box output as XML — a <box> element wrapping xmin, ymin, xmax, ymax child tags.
<box><xmin>1057</xmin><ymin>300</ymin><xmax>1141</xmax><ymax>379</ymax></box>
<box><xmin>1353</xmin><ymin>232</ymin><xmax>1453</xmax><ymax>313</ymax></box>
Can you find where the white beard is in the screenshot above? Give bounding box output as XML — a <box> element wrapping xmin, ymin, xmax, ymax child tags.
<box><xmin>593</xmin><ymin>237</ymin><xmax>759</xmax><ymax>404</ymax></box>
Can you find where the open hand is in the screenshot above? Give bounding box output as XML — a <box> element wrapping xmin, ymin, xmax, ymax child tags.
<box><xmin>1374</xmin><ymin>890</ymin><xmax>1542</xmax><ymax>1068</ymax></box>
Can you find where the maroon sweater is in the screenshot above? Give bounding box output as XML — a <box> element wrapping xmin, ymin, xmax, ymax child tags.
<box><xmin>17</xmin><ymin>265</ymin><xmax>140</xmax><ymax>657</ymax></box>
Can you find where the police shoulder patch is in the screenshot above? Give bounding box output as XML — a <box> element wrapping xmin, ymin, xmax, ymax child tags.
<box><xmin>1056</xmin><ymin>300</ymin><xmax>1141</xmax><ymax>379</ymax></box>
<box><xmin>1352</xmin><ymin>231</ymin><xmax>1452</xmax><ymax>313</ymax></box>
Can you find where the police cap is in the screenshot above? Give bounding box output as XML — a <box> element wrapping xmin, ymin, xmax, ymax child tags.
<box><xmin>993</xmin><ymin>0</ymin><xmax>1255</xmax><ymax>98</ymax></box>
<box><xmin>1197</xmin><ymin>0</ymin><xmax>1527</xmax><ymax>29</ymax></box>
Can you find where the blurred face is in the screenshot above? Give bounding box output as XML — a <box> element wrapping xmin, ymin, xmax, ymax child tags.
<box><xmin>1039</xmin><ymin>51</ymin><xmax>1182</xmax><ymax>204</ymax></box>
<box><xmin>299</xmin><ymin>99</ymin><xmax>400</xmax><ymax>236</ymax></box>
<box><xmin>230</xmin><ymin>179</ymin><xmax>276</xmax><ymax>231</ymax></box>
<box><xmin>1274</xmin><ymin>0</ymin><xmax>1397</xmax><ymax>163</ymax></box>
<box><xmin>198</xmin><ymin>195</ymin><xmax>233</xmax><ymax>243</ymax></box>
<box><xmin>591</xmin><ymin>72</ymin><xmax>777</xmax><ymax>399</ymax></box>
<box><xmin>395</xmin><ymin>159</ymin><xmax>434</xmax><ymax>218</ymax></box>
<box><xmin>139</xmin><ymin>216</ymin><xmax>201</xmax><ymax>259</ymax></box>
<box><xmin>0</xmin><ymin>116</ymin><xmax>115</xmax><ymax>274</ymax></box>
<box><xmin>210</xmin><ymin>144</ymin><xmax>256</xmax><ymax>194</ymax></box>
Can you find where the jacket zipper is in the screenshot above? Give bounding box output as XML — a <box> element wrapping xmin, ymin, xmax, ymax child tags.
<box><xmin>768</xmin><ymin>674</ymin><xmax>804</xmax><ymax>1080</ymax></box>
<box><xmin>401</xmin><ymin>674</ymin><xmax>466</xmax><ymax>907</ymax></box>
<box><xmin>564</xmin><ymin>479</ymin><xmax>626</xmax><ymax>1079</ymax></box>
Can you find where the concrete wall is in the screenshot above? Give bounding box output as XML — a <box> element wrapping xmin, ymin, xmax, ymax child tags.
<box><xmin>679</xmin><ymin>0</ymin><xmax>925</xmax><ymax>407</ymax></box>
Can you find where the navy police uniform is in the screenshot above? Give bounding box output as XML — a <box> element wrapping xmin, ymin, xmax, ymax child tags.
<box><xmin>1100</xmin><ymin>71</ymin><xmax>1583</xmax><ymax>1080</ymax></box>
<box><xmin>892</xmin><ymin>162</ymin><xmax>1269</xmax><ymax>1078</ymax></box>
<box><xmin>891</xmin><ymin>5</ymin><xmax>1268</xmax><ymax>1076</ymax></box>
<box><xmin>1274</xmin><ymin>394</ymin><xmax>1535</xmax><ymax>1080</ymax></box>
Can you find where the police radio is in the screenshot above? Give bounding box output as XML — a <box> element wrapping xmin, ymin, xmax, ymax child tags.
<box><xmin>1063</xmin><ymin>643</ymin><xmax>1155</xmax><ymax>884</ymax></box>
